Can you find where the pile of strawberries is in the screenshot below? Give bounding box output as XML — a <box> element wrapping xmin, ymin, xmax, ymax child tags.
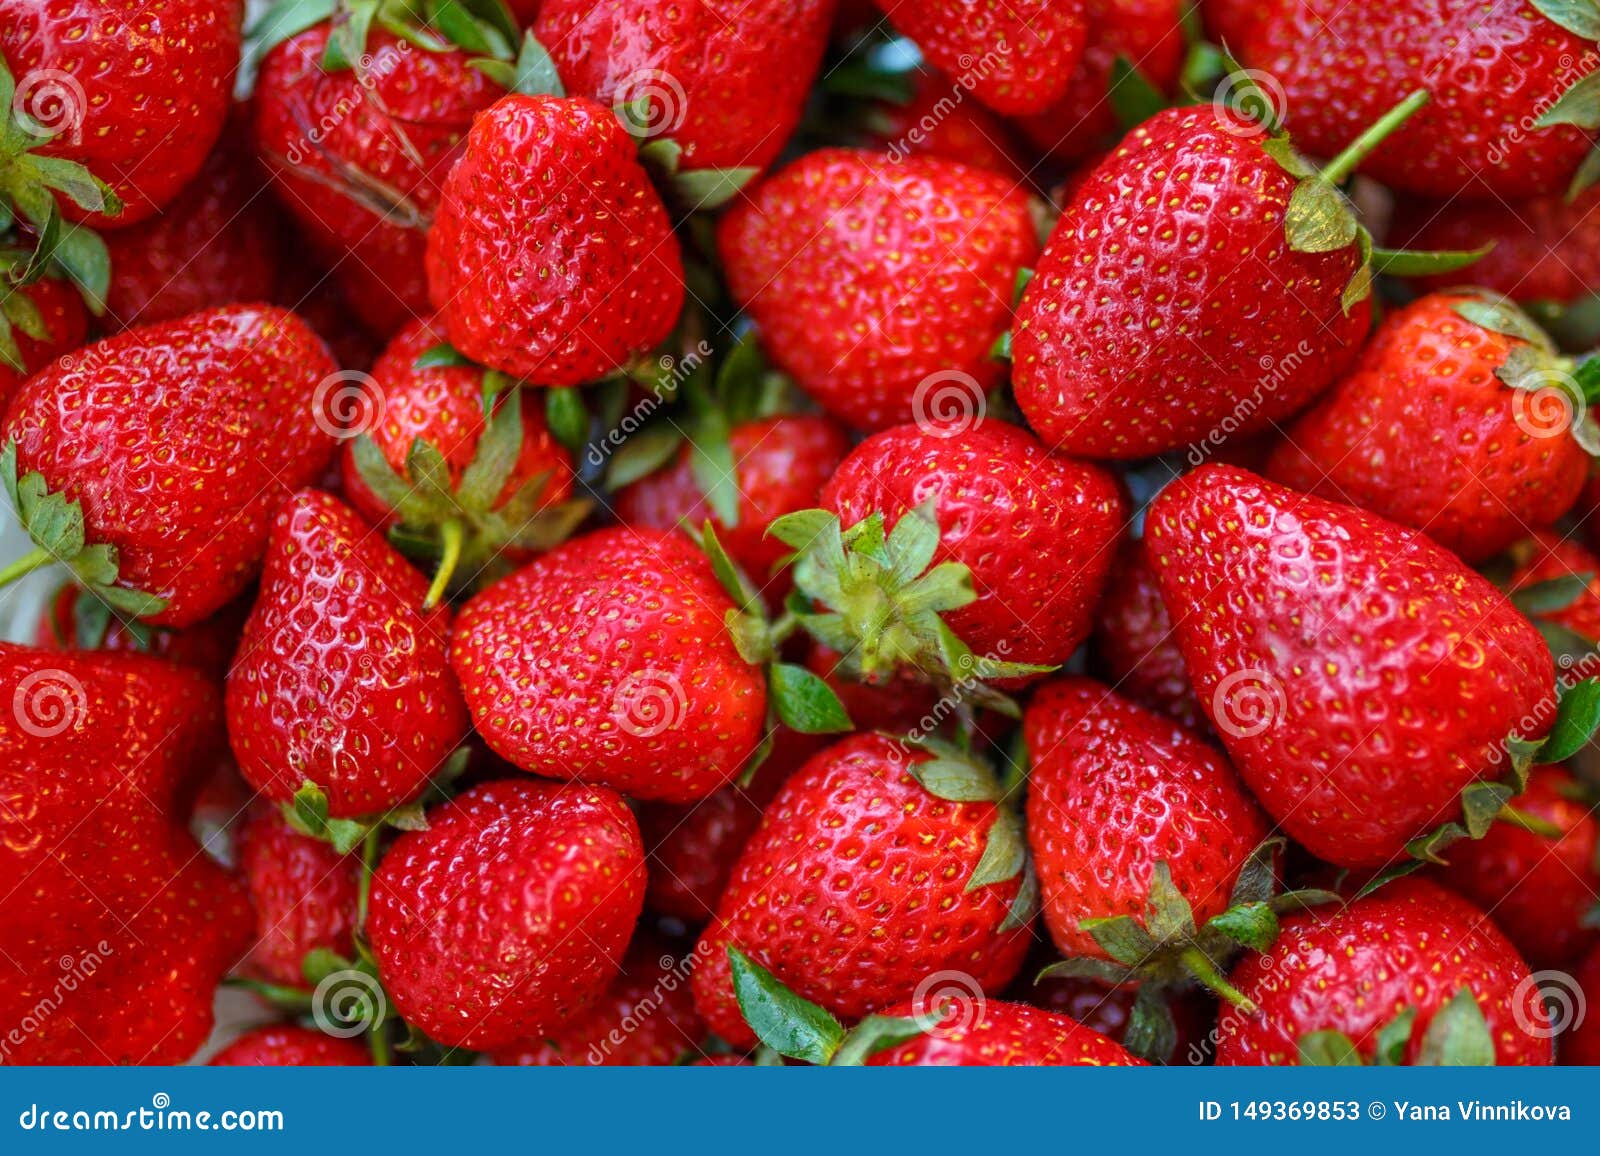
<box><xmin>5</xmin><ymin>0</ymin><xmax>1600</xmax><ymax>1070</ymax></box>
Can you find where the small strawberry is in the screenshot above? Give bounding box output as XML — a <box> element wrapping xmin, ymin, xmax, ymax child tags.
<box><xmin>1147</xmin><ymin>465</ymin><xmax>1557</xmax><ymax>868</ymax></box>
<box><xmin>209</xmin><ymin>1025</ymin><xmax>369</xmax><ymax>1066</ymax></box>
<box><xmin>0</xmin><ymin>272</ymin><xmax>88</xmax><ymax>412</ymax></box>
<box><xmin>861</xmin><ymin>70</ymin><xmax>1029</xmax><ymax>178</ymax></box>
<box><xmin>34</xmin><ymin>583</ymin><xmax>248</xmax><ymax>685</ymax></box>
<box><xmin>226</xmin><ymin>490</ymin><xmax>468</xmax><ymax>819</ymax></box>
<box><xmin>236</xmin><ymin>805</ymin><xmax>361</xmax><ymax>988</ymax></box>
<box><xmin>367</xmin><ymin>777</ymin><xmax>646</xmax><ymax>1050</ymax></box>
<box><xmin>1217</xmin><ymin>879</ymin><xmax>1552</xmax><ymax>1065</ymax></box>
<box><xmin>1267</xmin><ymin>293</ymin><xmax>1591</xmax><ymax>563</ymax></box>
<box><xmin>1563</xmin><ymin>945</ymin><xmax>1600</xmax><ymax>1065</ymax></box>
<box><xmin>1</xmin><ymin>304</ymin><xmax>340</xmax><ymax>626</ymax></box>
<box><xmin>1091</xmin><ymin>540</ymin><xmax>1206</xmax><ymax>731</ymax></box>
<box><xmin>426</xmin><ymin>93</ymin><xmax>686</xmax><ymax>386</ymax></box>
<box><xmin>719</xmin><ymin>149</ymin><xmax>1039</xmax><ymax>432</ymax></box>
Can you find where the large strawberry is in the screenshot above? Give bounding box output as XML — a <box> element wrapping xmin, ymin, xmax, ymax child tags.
<box><xmin>236</xmin><ymin>805</ymin><xmax>361</xmax><ymax>988</ymax></box>
<box><xmin>427</xmin><ymin>93</ymin><xmax>685</xmax><ymax>386</ymax></box>
<box><xmin>1146</xmin><ymin>464</ymin><xmax>1555</xmax><ymax>867</ymax></box>
<box><xmin>1217</xmin><ymin>879</ymin><xmax>1551</xmax><ymax>1065</ymax></box>
<box><xmin>367</xmin><ymin>777</ymin><xmax>645</xmax><ymax>1050</ymax></box>
<box><xmin>1267</xmin><ymin>293</ymin><xmax>1592</xmax><ymax>563</ymax></box>
<box><xmin>1</xmin><ymin>304</ymin><xmax>340</xmax><ymax>626</ymax></box>
<box><xmin>209</xmin><ymin>1025</ymin><xmax>369</xmax><ymax>1066</ymax></box>
<box><xmin>691</xmin><ymin>733</ymin><xmax>1034</xmax><ymax>1049</ymax></box>
<box><xmin>719</xmin><ymin>149</ymin><xmax>1039</xmax><ymax>432</ymax></box>
<box><xmin>1091</xmin><ymin>540</ymin><xmax>1205</xmax><ymax>731</ymax></box>
<box><xmin>0</xmin><ymin>273</ymin><xmax>87</xmax><ymax>412</ymax></box>
<box><xmin>226</xmin><ymin>490</ymin><xmax>468</xmax><ymax>819</ymax></box>
<box><xmin>0</xmin><ymin>645</ymin><xmax>252</xmax><ymax>1064</ymax></box>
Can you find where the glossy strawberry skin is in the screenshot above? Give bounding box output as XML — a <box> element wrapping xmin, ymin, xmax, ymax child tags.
<box><xmin>822</xmin><ymin>420</ymin><xmax>1125</xmax><ymax>669</ymax></box>
<box><xmin>535</xmin><ymin>0</ymin><xmax>832</xmax><ymax>175</ymax></box>
<box><xmin>255</xmin><ymin>25</ymin><xmax>500</xmax><ymax>336</ymax></box>
<box><xmin>0</xmin><ymin>0</ymin><xmax>242</xmax><ymax>226</ymax></box>
<box><xmin>691</xmin><ymin>733</ymin><xmax>1031</xmax><ymax>1049</ymax></box>
<box><xmin>237</xmin><ymin>806</ymin><xmax>361</xmax><ymax>988</ymax></box>
<box><xmin>3</xmin><ymin>305</ymin><xmax>340</xmax><ymax>627</ymax></box>
<box><xmin>868</xmin><ymin>998</ymin><xmax>1142</xmax><ymax>1066</ymax></box>
<box><xmin>1218</xmin><ymin>879</ymin><xmax>1551</xmax><ymax>1065</ymax></box>
<box><xmin>209</xmin><ymin>1025</ymin><xmax>370</xmax><ymax>1066</ymax></box>
<box><xmin>1013</xmin><ymin>107</ymin><xmax>1371</xmax><ymax>459</ymax></box>
<box><xmin>1091</xmin><ymin>540</ymin><xmax>1206</xmax><ymax>731</ymax></box>
<box><xmin>1267</xmin><ymin>293</ymin><xmax>1588</xmax><ymax>562</ymax></box>
<box><xmin>1563</xmin><ymin>945</ymin><xmax>1600</xmax><ymax>1065</ymax></box>
<box><xmin>1146</xmin><ymin>465</ymin><xmax>1554</xmax><ymax>868</ymax></box>
<box><xmin>427</xmin><ymin>94</ymin><xmax>685</xmax><ymax>387</ymax></box>
<box><xmin>0</xmin><ymin>277</ymin><xmax>87</xmax><ymax>413</ymax></box>
<box><xmin>0</xmin><ymin>645</ymin><xmax>252</xmax><ymax>1064</ymax></box>
<box><xmin>1439</xmin><ymin>768</ymin><xmax>1600</xmax><ymax>970</ymax></box>
<box><xmin>450</xmin><ymin>528</ymin><xmax>767</xmax><ymax>803</ymax></box>
<box><xmin>719</xmin><ymin>150</ymin><xmax>1040</xmax><ymax>432</ymax></box>
<box><xmin>368</xmin><ymin>778</ymin><xmax>645</xmax><ymax>1050</ymax></box>
<box><xmin>1025</xmin><ymin>678</ymin><xmax>1271</xmax><ymax>959</ymax></box>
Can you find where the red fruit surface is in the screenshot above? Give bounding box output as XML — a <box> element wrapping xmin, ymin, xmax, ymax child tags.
<box><xmin>209</xmin><ymin>1025</ymin><xmax>369</xmax><ymax>1066</ymax></box>
<box><xmin>865</xmin><ymin>71</ymin><xmax>1029</xmax><ymax>177</ymax></box>
<box><xmin>0</xmin><ymin>646</ymin><xmax>252</xmax><ymax>1064</ymax></box>
<box><xmin>450</xmin><ymin>528</ymin><xmax>767</xmax><ymax>803</ymax></box>
<box><xmin>1510</xmin><ymin>530</ymin><xmax>1600</xmax><ymax>643</ymax></box>
<box><xmin>237</xmin><ymin>806</ymin><xmax>360</xmax><ymax>988</ymax></box>
<box><xmin>691</xmin><ymin>733</ymin><xmax>1032</xmax><ymax>1048</ymax></box>
<box><xmin>719</xmin><ymin>149</ymin><xmax>1039</xmax><ymax>431</ymax></box>
<box><xmin>1217</xmin><ymin>879</ymin><xmax>1551</xmax><ymax>1065</ymax></box>
<box><xmin>1091</xmin><ymin>540</ymin><xmax>1205</xmax><ymax>731</ymax></box>
<box><xmin>427</xmin><ymin>94</ymin><xmax>685</xmax><ymax>386</ymax></box>
<box><xmin>368</xmin><ymin>778</ymin><xmax>645</xmax><ymax>1050</ymax></box>
<box><xmin>1146</xmin><ymin>465</ymin><xmax>1555</xmax><ymax>867</ymax></box>
<box><xmin>1026</xmin><ymin>970</ymin><xmax>1216</xmax><ymax>1062</ymax></box>
<box><xmin>226</xmin><ymin>490</ymin><xmax>467</xmax><ymax>818</ymax></box>
<box><xmin>822</xmin><ymin>419</ymin><xmax>1125</xmax><ymax>669</ymax></box>
<box><xmin>1268</xmin><ymin>292</ymin><xmax>1588</xmax><ymax>563</ymax></box>
<box><xmin>867</xmin><ymin>998</ymin><xmax>1142</xmax><ymax>1066</ymax></box>
<box><xmin>34</xmin><ymin>586</ymin><xmax>246</xmax><ymax>685</ymax></box>
<box><xmin>1013</xmin><ymin>107</ymin><xmax>1371</xmax><ymax>459</ymax></box>
<box><xmin>3</xmin><ymin>305</ymin><xmax>340</xmax><ymax>627</ymax></box>
<box><xmin>0</xmin><ymin>277</ymin><xmax>87</xmax><ymax>413</ymax></box>
<box><xmin>1563</xmin><ymin>945</ymin><xmax>1600</xmax><ymax>1065</ymax></box>
<box><xmin>1200</xmin><ymin>0</ymin><xmax>1261</xmax><ymax>45</ymax></box>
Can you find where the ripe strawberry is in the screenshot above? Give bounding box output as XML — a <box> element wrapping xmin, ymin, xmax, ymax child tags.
<box><xmin>0</xmin><ymin>274</ymin><xmax>88</xmax><ymax>412</ymax></box>
<box><xmin>237</xmin><ymin>805</ymin><xmax>361</xmax><ymax>988</ymax></box>
<box><xmin>34</xmin><ymin>584</ymin><xmax>247</xmax><ymax>684</ymax></box>
<box><xmin>1</xmin><ymin>304</ymin><xmax>340</xmax><ymax>627</ymax></box>
<box><xmin>1510</xmin><ymin>530</ymin><xmax>1600</xmax><ymax>645</ymax></box>
<box><xmin>0</xmin><ymin>645</ymin><xmax>252</xmax><ymax>1064</ymax></box>
<box><xmin>490</xmin><ymin>932</ymin><xmax>705</xmax><ymax>1065</ymax></box>
<box><xmin>1146</xmin><ymin>464</ymin><xmax>1555</xmax><ymax>868</ymax></box>
<box><xmin>367</xmin><ymin>778</ymin><xmax>645</xmax><ymax>1049</ymax></box>
<box><xmin>1439</xmin><ymin>768</ymin><xmax>1600</xmax><ymax>970</ymax></box>
<box><xmin>866</xmin><ymin>999</ymin><xmax>1143</xmax><ymax>1066</ymax></box>
<box><xmin>869</xmin><ymin>0</ymin><xmax>1088</xmax><ymax>115</ymax></box>
<box><xmin>1217</xmin><ymin>879</ymin><xmax>1551</xmax><ymax>1065</ymax></box>
<box><xmin>226</xmin><ymin>490</ymin><xmax>468</xmax><ymax>818</ymax></box>
<box><xmin>1563</xmin><ymin>945</ymin><xmax>1600</xmax><ymax>1065</ymax></box>
<box><xmin>427</xmin><ymin>94</ymin><xmax>686</xmax><ymax>386</ymax></box>
<box><xmin>1200</xmin><ymin>0</ymin><xmax>1261</xmax><ymax>45</ymax></box>
<box><xmin>863</xmin><ymin>70</ymin><xmax>1029</xmax><ymax>178</ymax></box>
<box><xmin>450</xmin><ymin>527</ymin><xmax>768</xmax><ymax>803</ymax></box>
<box><xmin>690</xmin><ymin>733</ymin><xmax>1033</xmax><ymax>1049</ymax></box>
<box><xmin>719</xmin><ymin>149</ymin><xmax>1039</xmax><ymax>431</ymax></box>
<box><xmin>1025</xmin><ymin>967</ymin><xmax>1217</xmax><ymax>1062</ymax></box>
<box><xmin>1267</xmin><ymin>293</ymin><xmax>1589</xmax><ymax>563</ymax></box>
<box><xmin>209</xmin><ymin>1025</ymin><xmax>369</xmax><ymax>1066</ymax></box>
<box><xmin>1237</xmin><ymin>0</ymin><xmax>1595</xmax><ymax>199</ymax></box>
<box><xmin>1091</xmin><ymin>540</ymin><xmax>1206</xmax><ymax>731</ymax></box>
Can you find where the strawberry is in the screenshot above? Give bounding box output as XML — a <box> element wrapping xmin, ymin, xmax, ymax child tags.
<box><xmin>1091</xmin><ymin>540</ymin><xmax>1206</xmax><ymax>731</ymax></box>
<box><xmin>426</xmin><ymin>94</ymin><xmax>686</xmax><ymax>386</ymax></box>
<box><xmin>0</xmin><ymin>273</ymin><xmax>88</xmax><ymax>412</ymax></box>
<box><xmin>0</xmin><ymin>304</ymin><xmax>340</xmax><ymax>627</ymax></box>
<box><xmin>862</xmin><ymin>70</ymin><xmax>1029</xmax><ymax>178</ymax></box>
<box><xmin>865</xmin><ymin>999</ymin><xmax>1143</xmax><ymax>1066</ymax></box>
<box><xmin>1267</xmin><ymin>293</ymin><xmax>1591</xmax><ymax>563</ymax></box>
<box><xmin>1563</xmin><ymin>945</ymin><xmax>1600</xmax><ymax>1065</ymax></box>
<box><xmin>718</xmin><ymin>149</ymin><xmax>1040</xmax><ymax>432</ymax></box>
<box><xmin>237</xmin><ymin>805</ymin><xmax>361</xmax><ymax>988</ymax></box>
<box><xmin>0</xmin><ymin>645</ymin><xmax>252</xmax><ymax>1064</ymax></box>
<box><xmin>1439</xmin><ymin>768</ymin><xmax>1600</xmax><ymax>970</ymax></box>
<box><xmin>804</xmin><ymin>640</ymin><xmax>944</xmax><ymax>736</ymax></box>
<box><xmin>34</xmin><ymin>583</ymin><xmax>247</xmax><ymax>684</ymax></box>
<box><xmin>690</xmin><ymin>733</ymin><xmax>1034</xmax><ymax>1049</ymax></box>
<box><xmin>1510</xmin><ymin>529</ymin><xmax>1600</xmax><ymax>647</ymax></box>
<box><xmin>209</xmin><ymin>1025</ymin><xmax>369</xmax><ymax>1066</ymax></box>
<box><xmin>367</xmin><ymin>777</ymin><xmax>646</xmax><ymax>1049</ymax></box>
<box><xmin>226</xmin><ymin>490</ymin><xmax>468</xmax><ymax>819</ymax></box>
<box><xmin>490</xmin><ymin>931</ymin><xmax>705</xmax><ymax>1065</ymax></box>
<box><xmin>1237</xmin><ymin>0</ymin><xmax>1596</xmax><ymax>200</ymax></box>
<box><xmin>869</xmin><ymin>0</ymin><xmax>1088</xmax><ymax>116</ymax></box>
<box><xmin>1217</xmin><ymin>879</ymin><xmax>1552</xmax><ymax>1065</ymax></box>
<box><xmin>1025</xmin><ymin>968</ymin><xmax>1217</xmax><ymax>1063</ymax></box>
<box><xmin>1199</xmin><ymin>0</ymin><xmax>1261</xmax><ymax>46</ymax></box>
<box><xmin>1145</xmin><ymin>464</ymin><xmax>1555</xmax><ymax>868</ymax></box>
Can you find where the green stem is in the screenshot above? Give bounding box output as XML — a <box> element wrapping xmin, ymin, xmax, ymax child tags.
<box><xmin>1181</xmin><ymin>947</ymin><xmax>1258</xmax><ymax>1014</ymax></box>
<box><xmin>369</xmin><ymin>1021</ymin><xmax>392</xmax><ymax>1067</ymax></box>
<box><xmin>423</xmin><ymin>519</ymin><xmax>464</xmax><ymax>610</ymax></box>
<box><xmin>222</xmin><ymin>977</ymin><xmax>314</xmax><ymax>1011</ymax></box>
<box><xmin>357</xmin><ymin>825</ymin><xmax>381</xmax><ymax>928</ymax></box>
<box><xmin>1319</xmin><ymin>88</ymin><xmax>1430</xmax><ymax>186</ymax></box>
<box><xmin>0</xmin><ymin>545</ymin><xmax>55</xmax><ymax>587</ymax></box>
<box><xmin>1496</xmin><ymin>804</ymin><xmax>1564</xmax><ymax>839</ymax></box>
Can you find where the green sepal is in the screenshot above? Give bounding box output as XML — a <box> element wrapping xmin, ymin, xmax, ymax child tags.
<box><xmin>767</xmin><ymin>662</ymin><xmax>853</xmax><ymax>735</ymax></box>
<box><xmin>1528</xmin><ymin>676</ymin><xmax>1600</xmax><ymax>764</ymax></box>
<box><xmin>1531</xmin><ymin>0</ymin><xmax>1600</xmax><ymax>39</ymax></box>
<box><xmin>1285</xmin><ymin>179</ymin><xmax>1359</xmax><ymax>254</ymax></box>
<box><xmin>1298</xmin><ymin>1030</ymin><xmax>1363</xmax><ymax>1066</ymax></box>
<box><xmin>1414</xmin><ymin>989</ymin><xmax>1496</xmax><ymax>1066</ymax></box>
<box><xmin>1453</xmin><ymin>293</ymin><xmax>1558</xmax><ymax>350</ymax></box>
<box><xmin>544</xmin><ymin>387</ymin><xmax>588</xmax><ymax>454</ymax></box>
<box><xmin>1011</xmin><ymin>267</ymin><xmax>1034</xmax><ymax>307</ymax></box>
<box><xmin>247</xmin><ymin>0</ymin><xmax>339</xmax><ymax>64</ymax></box>
<box><xmin>1108</xmin><ymin>55</ymin><xmax>1167</xmax><ymax>132</ymax></box>
<box><xmin>1123</xmin><ymin>985</ymin><xmax>1179</xmax><ymax>1063</ymax></box>
<box><xmin>827</xmin><ymin>1014</ymin><xmax>936</xmax><ymax>1067</ymax></box>
<box><xmin>672</xmin><ymin>167</ymin><xmax>759</xmax><ymax>211</ymax></box>
<box><xmin>1080</xmin><ymin>914</ymin><xmax>1160</xmax><ymax>967</ymax></box>
<box><xmin>989</xmin><ymin>330</ymin><xmax>1012</xmax><ymax>361</ymax></box>
<box><xmin>1568</xmin><ymin>144</ymin><xmax>1600</xmax><ymax>201</ymax></box>
<box><xmin>472</xmin><ymin>29</ymin><xmax>564</xmax><ymax>95</ymax></box>
<box><xmin>1375</xmin><ymin>1008</ymin><xmax>1419</xmax><ymax>1065</ymax></box>
<box><xmin>727</xmin><ymin>946</ymin><xmax>846</xmax><ymax>1065</ymax></box>
<box><xmin>1537</xmin><ymin>66</ymin><xmax>1600</xmax><ymax>130</ymax></box>
<box><xmin>1369</xmin><ymin>244</ymin><xmax>1494</xmax><ymax>277</ymax></box>
<box><xmin>966</xmin><ymin>806</ymin><xmax>1029</xmax><ymax>892</ymax></box>
<box><xmin>603</xmin><ymin>424</ymin><xmax>684</xmax><ymax>491</ymax></box>
<box><xmin>283</xmin><ymin>782</ymin><xmax>378</xmax><ymax>856</ymax></box>
<box><xmin>1511</xmin><ymin>572</ymin><xmax>1592</xmax><ymax>616</ymax></box>
<box><xmin>413</xmin><ymin>342</ymin><xmax>474</xmax><ymax>370</ymax></box>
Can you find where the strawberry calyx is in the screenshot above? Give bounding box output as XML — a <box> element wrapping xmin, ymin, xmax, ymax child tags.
<box><xmin>1529</xmin><ymin>1</ymin><xmax>1600</xmax><ymax>197</ymax></box>
<box><xmin>249</xmin><ymin>0</ymin><xmax>521</xmax><ymax>73</ymax></box>
<box><xmin>0</xmin><ymin>245</ymin><xmax>66</xmax><ymax>374</ymax></box>
<box><xmin>1298</xmin><ymin>988</ymin><xmax>1497</xmax><ymax>1067</ymax></box>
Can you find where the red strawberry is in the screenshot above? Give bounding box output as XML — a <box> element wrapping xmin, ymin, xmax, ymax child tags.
<box><xmin>805</xmin><ymin>641</ymin><xmax>944</xmax><ymax>736</ymax></box>
<box><xmin>1</xmin><ymin>304</ymin><xmax>340</xmax><ymax>627</ymax></box>
<box><xmin>1267</xmin><ymin>293</ymin><xmax>1589</xmax><ymax>563</ymax></box>
<box><xmin>1217</xmin><ymin>879</ymin><xmax>1551</xmax><ymax>1065</ymax></box>
<box><xmin>869</xmin><ymin>0</ymin><xmax>1088</xmax><ymax>115</ymax></box>
<box><xmin>1439</xmin><ymin>768</ymin><xmax>1600</xmax><ymax>970</ymax></box>
<box><xmin>866</xmin><ymin>998</ymin><xmax>1143</xmax><ymax>1066</ymax></box>
<box><xmin>1200</xmin><ymin>0</ymin><xmax>1262</xmax><ymax>46</ymax></box>
<box><xmin>1091</xmin><ymin>540</ymin><xmax>1206</xmax><ymax>731</ymax></box>
<box><xmin>427</xmin><ymin>94</ymin><xmax>686</xmax><ymax>386</ymax></box>
<box><xmin>237</xmin><ymin>805</ymin><xmax>361</xmax><ymax>988</ymax></box>
<box><xmin>490</xmin><ymin>932</ymin><xmax>705</xmax><ymax>1065</ymax></box>
<box><xmin>209</xmin><ymin>1025</ymin><xmax>369</xmax><ymax>1066</ymax></box>
<box><xmin>0</xmin><ymin>645</ymin><xmax>252</xmax><ymax>1064</ymax></box>
<box><xmin>1026</xmin><ymin>968</ymin><xmax>1217</xmax><ymax>1063</ymax></box>
<box><xmin>449</xmin><ymin>527</ymin><xmax>768</xmax><ymax>803</ymax></box>
<box><xmin>1146</xmin><ymin>464</ymin><xmax>1555</xmax><ymax>867</ymax></box>
<box><xmin>226</xmin><ymin>490</ymin><xmax>468</xmax><ymax>818</ymax></box>
<box><xmin>0</xmin><ymin>275</ymin><xmax>88</xmax><ymax>413</ymax></box>
<box><xmin>863</xmin><ymin>70</ymin><xmax>1029</xmax><ymax>178</ymax></box>
<box><xmin>34</xmin><ymin>584</ymin><xmax>247</xmax><ymax>684</ymax></box>
<box><xmin>1510</xmin><ymin>530</ymin><xmax>1600</xmax><ymax>645</ymax></box>
<box><xmin>367</xmin><ymin>777</ymin><xmax>645</xmax><ymax>1049</ymax></box>
<box><xmin>1237</xmin><ymin>1</ymin><xmax>1595</xmax><ymax>199</ymax></box>
<box><xmin>691</xmin><ymin>733</ymin><xmax>1033</xmax><ymax>1049</ymax></box>
<box><xmin>719</xmin><ymin>149</ymin><xmax>1039</xmax><ymax>432</ymax></box>
<box><xmin>1563</xmin><ymin>945</ymin><xmax>1600</xmax><ymax>1065</ymax></box>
